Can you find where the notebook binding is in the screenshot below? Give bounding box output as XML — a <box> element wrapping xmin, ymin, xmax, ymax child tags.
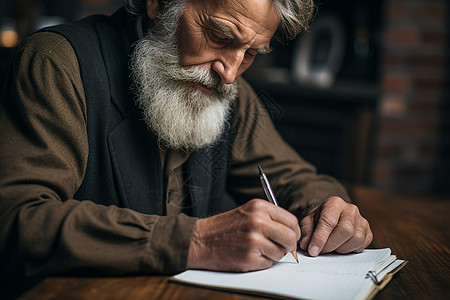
<box><xmin>365</xmin><ymin>271</ymin><xmax>380</xmax><ymax>285</ymax></box>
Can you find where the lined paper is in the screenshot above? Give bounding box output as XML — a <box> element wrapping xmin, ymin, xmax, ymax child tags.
<box><xmin>172</xmin><ymin>248</ymin><xmax>401</xmax><ymax>300</ymax></box>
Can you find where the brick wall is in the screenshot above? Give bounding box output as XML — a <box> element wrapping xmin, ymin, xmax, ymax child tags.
<box><xmin>372</xmin><ymin>0</ymin><xmax>449</xmax><ymax>193</ymax></box>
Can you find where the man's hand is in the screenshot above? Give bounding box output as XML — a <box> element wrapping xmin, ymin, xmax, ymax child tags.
<box><xmin>187</xmin><ymin>199</ymin><xmax>300</xmax><ymax>272</ymax></box>
<box><xmin>299</xmin><ymin>196</ymin><xmax>373</xmax><ymax>257</ymax></box>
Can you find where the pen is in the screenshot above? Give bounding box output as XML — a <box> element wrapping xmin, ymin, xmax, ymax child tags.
<box><xmin>258</xmin><ymin>164</ymin><xmax>299</xmax><ymax>263</ymax></box>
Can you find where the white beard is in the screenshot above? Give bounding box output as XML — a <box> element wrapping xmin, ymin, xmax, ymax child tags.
<box><xmin>129</xmin><ymin>9</ymin><xmax>238</xmax><ymax>151</ymax></box>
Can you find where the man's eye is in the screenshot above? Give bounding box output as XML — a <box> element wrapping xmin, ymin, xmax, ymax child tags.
<box><xmin>207</xmin><ymin>29</ymin><xmax>230</xmax><ymax>44</ymax></box>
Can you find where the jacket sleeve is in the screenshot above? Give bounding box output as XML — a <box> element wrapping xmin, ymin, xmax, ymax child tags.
<box><xmin>0</xmin><ymin>32</ymin><xmax>197</xmax><ymax>286</ymax></box>
<box><xmin>227</xmin><ymin>78</ymin><xmax>350</xmax><ymax>219</ymax></box>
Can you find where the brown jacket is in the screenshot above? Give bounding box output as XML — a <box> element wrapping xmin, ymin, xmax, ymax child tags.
<box><xmin>0</xmin><ymin>29</ymin><xmax>349</xmax><ymax>282</ymax></box>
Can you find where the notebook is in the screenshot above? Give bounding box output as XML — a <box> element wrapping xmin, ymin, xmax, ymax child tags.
<box><xmin>171</xmin><ymin>248</ymin><xmax>407</xmax><ymax>300</ymax></box>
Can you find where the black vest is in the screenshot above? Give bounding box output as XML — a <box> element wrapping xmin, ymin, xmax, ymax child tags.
<box><xmin>44</xmin><ymin>8</ymin><xmax>237</xmax><ymax>217</ymax></box>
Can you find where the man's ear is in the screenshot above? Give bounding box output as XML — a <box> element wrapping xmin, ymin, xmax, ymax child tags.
<box><xmin>146</xmin><ymin>0</ymin><xmax>160</xmax><ymax>20</ymax></box>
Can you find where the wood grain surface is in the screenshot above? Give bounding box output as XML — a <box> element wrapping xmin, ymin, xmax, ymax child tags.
<box><xmin>351</xmin><ymin>186</ymin><xmax>450</xmax><ymax>300</ymax></box>
<box><xmin>15</xmin><ymin>186</ymin><xmax>450</xmax><ymax>300</ymax></box>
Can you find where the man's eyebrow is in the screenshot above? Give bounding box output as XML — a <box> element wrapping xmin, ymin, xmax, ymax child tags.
<box><xmin>255</xmin><ymin>46</ymin><xmax>272</xmax><ymax>55</ymax></box>
<box><xmin>209</xmin><ymin>19</ymin><xmax>272</xmax><ymax>55</ymax></box>
<box><xmin>209</xmin><ymin>19</ymin><xmax>236</xmax><ymax>39</ymax></box>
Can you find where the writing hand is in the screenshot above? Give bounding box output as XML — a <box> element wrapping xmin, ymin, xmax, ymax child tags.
<box><xmin>187</xmin><ymin>199</ymin><xmax>300</xmax><ymax>272</ymax></box>
<box><xmin>299</xmin><ymin>196</ymin><xmax>373</xmax><ymax>257</ymax></box>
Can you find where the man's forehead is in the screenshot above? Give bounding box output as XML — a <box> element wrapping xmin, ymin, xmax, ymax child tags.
<box><xmin>204</xmin><ymin>0</ymin><xmax>279</xmax><ymax>29</ymax></box>
<box><xmin>207</xmin><ymin>18</ymin><xmax>273</xmax><ymax>54</ymax></box>
<box><xmin>192</xmin><ymin>0</ymin><xmax>280</xmax><ymax>46</ymax></box>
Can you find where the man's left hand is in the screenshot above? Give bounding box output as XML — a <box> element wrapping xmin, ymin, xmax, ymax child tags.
<box><xmin>299</xmin><ymin>196</ymin><xmax>373</xmax><ymax>256</ymax></box>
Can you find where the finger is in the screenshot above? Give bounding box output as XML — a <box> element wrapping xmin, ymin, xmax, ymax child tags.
<box><xmin>264</xmin><ymin>217</ymin><xmax>299</xmax><ymax>254</ymax></box>
<box><xmin>335</xmin><ymin>219</ymin><xmax>373</xmax><ymax>254</ymax></box>
<box><xmin>218</xmin><ymin>232</ymin><xmax>276</xmax><ymax>272</ymax></box>
<box><xmin>248</xmin><ymin>202</ymin><xmax>300</xmax><ymax>253</ymax></box>
<box><xmin>255</xmin><ymin>231</ymin><xmax>290</xmax><ymax>262</ymax></box>
<box><xmin>267</xmin><ymin>204</ymin><xmax>301</xmax><ymax>239</ymax></box>
<box><xmin>322</xmin><ymin>220</ymin><xmax>355</xmax><ymax>253</ymax></box>
<box><xmin>360</xmin><ymin>225</ymin><xmax>374</xmax><ymax>251</ymax></box>
<box><xmin>299</xmin><ymin>213</ymin><xmax>316</xmax><ymax>250</ymax></box>
<box><xmin>307</xmin><ymin>200</ymin><xmax>343</xmax><ymax>256</ymax></box>
<box><xmin>246</xmin><ymin>200</ymin><xmax>301</xmax><ymax>249</ymax></box>
<box><xmin>321</xmin><ymin>206</ymin><xmax>359</xmax><ymax>253</ymax></box>
<box><xmin>240</xmin><ymin>200</ymin><xmax>300</xmax><ymax>254</ymax></box>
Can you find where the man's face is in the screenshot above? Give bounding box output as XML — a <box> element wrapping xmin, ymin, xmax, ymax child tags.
<box><xmin>177</xmin><ymin>0</ymin><xmax>280</xmax><ymax>87</ymax></box>
<box><xmin>131</xmin><ymin>0</ymin><xmax>280</xmax><ymax>150</ymax></box>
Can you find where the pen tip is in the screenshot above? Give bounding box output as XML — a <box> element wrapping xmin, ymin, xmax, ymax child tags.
<box><xmin>257</xmin><ymin>164</ymin><xmax>263</xmax><ymax>175</ymax></box>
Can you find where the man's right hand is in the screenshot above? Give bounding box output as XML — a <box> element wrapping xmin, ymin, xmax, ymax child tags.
<box><xmin>186</xmin><ymin>199</ymin><xmax>300</xmax><ymax>272</ymax></box>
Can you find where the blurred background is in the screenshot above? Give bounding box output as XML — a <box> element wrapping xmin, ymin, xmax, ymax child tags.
<box><xmin>1</xmin><ymin>0</ymin><xmax>449</xmax><ymax>196</ymax></box>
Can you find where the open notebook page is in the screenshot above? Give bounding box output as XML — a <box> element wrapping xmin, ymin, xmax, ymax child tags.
<box><xmin>172</xmin><ymin>248</ymin><xmax>400</xmax><ymax>300</ymax></box>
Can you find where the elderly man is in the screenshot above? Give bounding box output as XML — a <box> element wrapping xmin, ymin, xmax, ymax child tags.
<box><xmin>0</xmin><ymin>0</ymin><xmax>372</xmax><ymax>286</ymax></box>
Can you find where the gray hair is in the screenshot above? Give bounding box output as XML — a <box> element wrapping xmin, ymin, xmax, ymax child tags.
<box><xmin>122</xmin><ymin>0</ymin><xmax>315</xmax><ymax>42</ymax></box>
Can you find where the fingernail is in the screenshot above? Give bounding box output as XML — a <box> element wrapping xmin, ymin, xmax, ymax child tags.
<box><xmin>309</xmin><ymin>245</ymin><xmax>319</xmax><ymax>257</ymax></box>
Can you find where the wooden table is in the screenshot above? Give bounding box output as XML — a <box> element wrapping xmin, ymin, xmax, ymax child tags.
<box><xmin>14</xmin><ymin>186</ymin><xmax>450</xmax><ymax>299</ymax></box>
<box><xmin>350</xmin><ymin>186</ymin><xmax>450</xmax><ymax>299</ymax></box>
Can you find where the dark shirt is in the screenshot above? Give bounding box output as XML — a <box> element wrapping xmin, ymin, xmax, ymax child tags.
<box><xmin>0</xmin><ymin>31</ymin><xmax>349</xmax><ymax>279</ymax></box>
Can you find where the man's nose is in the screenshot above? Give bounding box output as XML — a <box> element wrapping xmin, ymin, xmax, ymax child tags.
<box><xmin>211</xmin><ymin>49</ymin><xmax>245</xmax><ymax>84</ymax></box>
